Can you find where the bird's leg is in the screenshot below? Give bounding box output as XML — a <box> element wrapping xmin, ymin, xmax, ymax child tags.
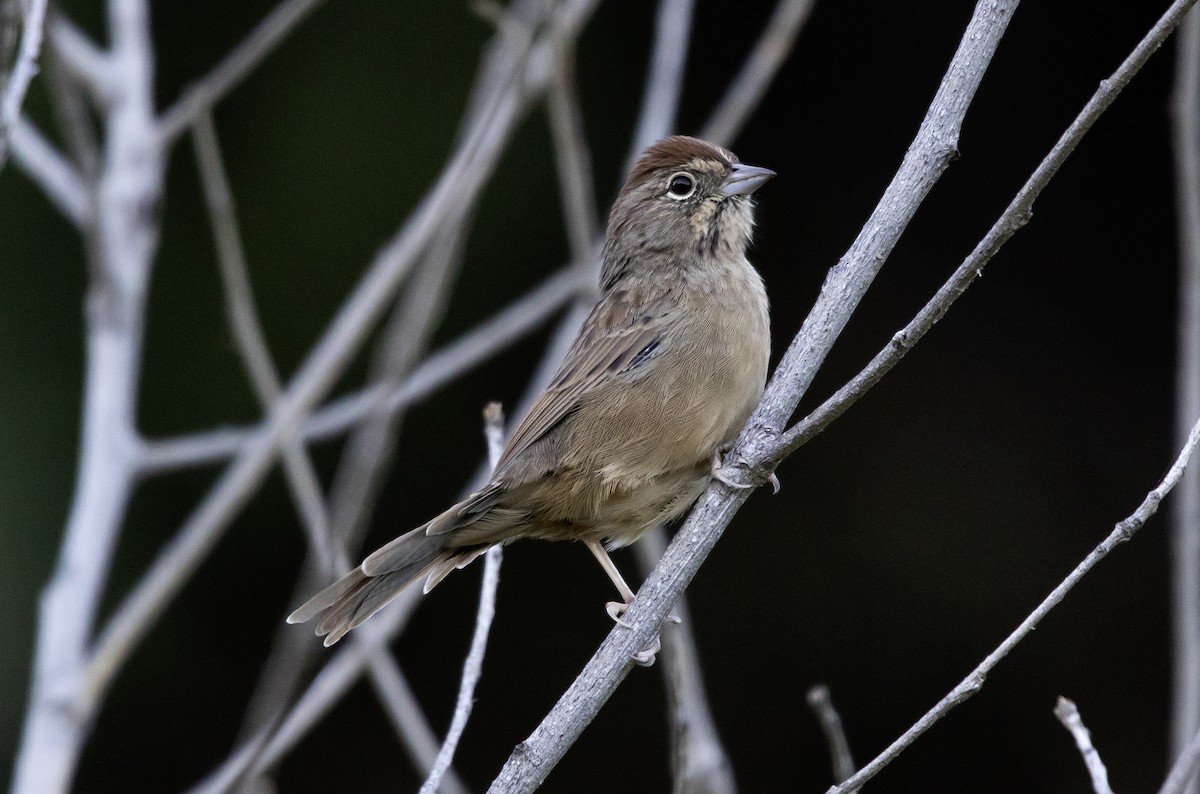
<box><xmin>585</xmin><ymin>539</ymin><xmax>637</xmax><ymax>625</ymax></box>
<box><xmin>585</xmin><ymin>540</ymin><xmax>662</xmax><ymax>666</ymax></box>
<box><xmin>711</xmin><ymin>444</ymin><xmax>781</xmax><ymax>494</ymax></box>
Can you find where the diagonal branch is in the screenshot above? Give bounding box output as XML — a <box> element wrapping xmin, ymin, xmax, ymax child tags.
<box><xmin>771</xmin><ymin>0</ymin><xmax>1199</xmax><ymax>467</ymax></box>
<box><xmin>831</xmin><ymin>415</ymin><xmax>1200</xmax><ymax>793</ymax></box>
<box><xmin>482</xmin><ymin>3</ymin><xmax>1019</xmax><ymax>789</ymax></box>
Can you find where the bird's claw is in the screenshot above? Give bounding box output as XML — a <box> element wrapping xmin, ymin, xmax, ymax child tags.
<box><xmin>767</xmin><ymin>472</ymin><xmax>781</xmax><ymax>494</ymax></box>
<box><xmin>606</xmin><ymin>600</ymin><xmax>633</xmax><ymax>627</ymax></box>
<box><xmin>711</xmin><ymin>446</ymin><xmax>780</xmax><ymax>493</ymax></box>
<box><xmin>630</xmin><ymin>634</ymin><xmax>661</xmax><ymax>667</ymax></box>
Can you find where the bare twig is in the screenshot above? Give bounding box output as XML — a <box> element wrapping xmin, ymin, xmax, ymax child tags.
<box><xmin>0</xmin><ymin>0</ymin><xmax>47</xmax><ymax>169</ymax></box>
<box><xmin>1164</xmin><ymin>722</ymin><xmax>1200</xmax><ymax>794</ymax></box>
<box><xmin>807</xmin><ymin>684</ymin><xmax>855</xmax><ymax>784</ymax></box>
<box><xmin>421</xmin><ymin>404</ymin><xmax>507</xmax><ymax>794</ymax></box>
<box><xmin>772</xmin><ymin>0</ymin><xmax>1198</xmax><ymax>466</ymax></box>
<box><xmin>11</xmin><ymin>0</ymin><xmax>165</xmax><ymax>790</ymax></box>
<box><xmin>829</xmin><ymin>416</ymin><xmax>1200</xmax><ymax>794</ymax></box>
<box><xmin>1054</xmin><ymin>697</ymin><xmax>1114</xmax><ymax>794</ymax></box>
<box><xmin>158</xmin><ymin>0</ymin><xmax>330</xmax><ymax>143</ymax></box>
<box><xmin>1171</xmin><ymin>10</ymin><xmax>1200</xmax><ymax>791</ymax></box>
<box><xmin>700</xmin><ymin>0</ymin><xmax>817</xmax><ymax>146</ymax></box>
<box><xmin>485</xmin><ymin>4</ymin><xmax>1017</xmax><ymax>789</ymax></box>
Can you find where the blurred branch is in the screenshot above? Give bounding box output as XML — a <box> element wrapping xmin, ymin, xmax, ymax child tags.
<box><xmin>628</xmin><ymin>0</ymin><xmax>694</xmax><ymax>163</ymax></box>
<box><xmin>0</xmin><ymin>0</ymin><xmax>47</xmax><ymax>170</ymax></box>
<box><xmin>830</xmin><ymin>415</ymin><xmax>1200</xmax><ymax>793</ymax></box>
<box><xmin>136</xmin><ymin>266</ymin><xmax>584</xmax><ymax>473</ymax></box>
<box><xmin>1171</xmin><ymin>9</ymin><xmax>1200</xmax><ymax>792</ymax></box>
<box><xmin>190</xmin><ymin>111</ymin><xmax>464</xmax><ymax>794</ymax></box>
<box><xmin>11</xmin><ymin>0</ymin><xmax>165</xmax><ymax>790</ymax></box>
<box><xmin>635</xmin><ymin>530</ymin><xmax>736</xmax><ymax>794</ymax></box>
<box><xmin>1164</xmin><ymin>722</ymin><xmax>1200</xmax><ymax>794</ymax></box>
<box><xmin>68</xmin><ymin>1</ymin><xmax>598</xmax><ymax>785</ymax></box>
<box><xmin>700</xmin><ymin>0</ymin><xmax>816</xmax><ymax>146</ymax></box>
<box><xmin>158</xmin><ymin>0</ymin><xmax>330</xmax><ymax>143</ymax></box>
<box><xmin>1054</xmin><ymin>697</ymin><xmax>1113</xmax><ymax>794</ymax></box>
<box><xmin>421</xmin><ymin>403</ymin><xmax>507</xmax><ymax>794</ymax></box>
<box><xmin>807</xmin><ymin>685</ymin><xmax>855</xmax><ymax>785</ymax></box>
<box><xmin>45</xmin><ymin>14</ymin><xmax>111</xmax><ymax>98</ymax></box>
<box><xmin>482</xmin><ymin>2</ymin><xmax>1024</xmax><ymax>789</ymax></box>
<box><xmin>9</xmin><ymin>116</ymin><xmax>91</xmax><ymax>225</ymax></box>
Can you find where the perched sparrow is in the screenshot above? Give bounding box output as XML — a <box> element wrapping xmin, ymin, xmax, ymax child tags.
<box><xmin>289</xmin><ymin>135</ymin><xmax>774</xmax><ymax>646</ymax></box>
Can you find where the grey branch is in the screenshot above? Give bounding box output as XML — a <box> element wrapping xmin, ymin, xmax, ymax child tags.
<box><xmin>1164</xmin><ymin>722</ymin><xmax>1200</xmax><ymax>794</ymax></box>
<box><xmin>636</xmin><ymin>530</ymin><xmax>737</xmax><ymax>794</ymax></box>
<box><xmin>1054</xmin><ymin>697</ymin><xmax>1114</xmax><ymax>794</ymax></box>
<box><xmin>807</xmin><ymin>685</ymin><xmax>855</xmax><ymax>785</ymax></box>
<box><xmin>9</xmin><ymin>116</ymin><xmax>90</xmax><ymax>225</ymax></box>
<box><xmin>421</xmin><ymin>404</ymin><xmax>508</xmax><ymax>794</ymax></box>
<box><xmin>11</xmin><ymin>0</ymin><xmax>164</xmax><ymax>790</ymax></box>
<box><xmin>1171</xmin><ymin>9</ymin><xmax>1200</xmax><ymax>793</ymax></box>
<box><xmin>830</xmin><ymin>414</ymin><xmax>1200</xmax><ymax>794</ymax></box>
<box><xmin>0</xmin><ymin>0</ymin><xmax>47</xmax><ymax>170</ymax></box>
<box><xmin>485</xmin><ymin>3</ymin><xmax>1017</xmax><ymax>789</ymax></box>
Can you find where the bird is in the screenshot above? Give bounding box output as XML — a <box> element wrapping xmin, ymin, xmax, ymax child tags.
<box><xmin>288</xmin><ymin>135</ymin><xmax>774</xmax><ymax>648</ymax></box>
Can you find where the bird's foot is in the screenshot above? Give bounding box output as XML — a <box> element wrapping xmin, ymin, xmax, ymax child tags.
<box><xmin>630</xmin><ymin>634</ymin><xmax>661</xmax><ymax>667</ymax></box>
<box><xmin>605</xmin><ymin>600</ymin><xmax>674</xmax><ymax>666</ymax></box>
<box><xmin>606</xmin><ymin>599</ymin><xmax>633</xmax><ymax>627</ymax></box>
<box><xmin>711</xmin><ymin>447</ymin><xmax>781</xmax><ymax>493</ymax></box>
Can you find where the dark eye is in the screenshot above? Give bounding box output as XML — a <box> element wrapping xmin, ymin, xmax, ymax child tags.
<box><xmin>666</xmin><ymin>172</ymin><xmax>695</xmax><ymax>200</ymax></box>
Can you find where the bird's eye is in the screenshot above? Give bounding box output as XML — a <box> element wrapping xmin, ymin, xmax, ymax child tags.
<box><xmin>666</xmin><ymin>172</ymin><xmax>695</xmax><ymax>200</ymax></box>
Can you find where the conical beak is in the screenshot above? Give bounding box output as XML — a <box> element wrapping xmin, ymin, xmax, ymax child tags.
<box><xmin>721</xmin><ymin>163</ymin><xmax>776</xmax><ymax>197</ymax></box>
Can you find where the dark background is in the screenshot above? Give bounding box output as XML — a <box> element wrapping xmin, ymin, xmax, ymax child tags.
<box><xmin>0</xmin><ymin>1</ymin><xmax>1187</xmax><ymax>791</ymax></box>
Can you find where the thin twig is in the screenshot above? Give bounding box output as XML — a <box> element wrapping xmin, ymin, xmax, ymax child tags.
<box><xmin>1171</xmin><ymin>9</ymin><xmax>1200</xmax><ymax>791</ymax></box>
<box><xmin>1164</xmin><ymin>721</ymin><xmax>1200</xmax><ymax>794</ymax></box>
<box><xmin>421</xmin><ymin>403</ymin><xmax>507</xmax><ymax>794</ymax></box>
<box><xmin>158</xmin><ymin>0</ymin><xmax>330</xmax><ymax>143</ymax></box>
<box><xmin>828</xmin><ymin>416</ymin><xmax>1200</xmax><ymax>794</ymax></box>
<box><xmin>771</xmin><ymin>0</ymin><xmax>1199</xmax><ymax>467</ymax></box>
<box><xmin>1054</xmin><ymin>697</ymin><xmax>1114</xmax><ymax>794</ymax></box>
<box><xmin>485</xmin><ymin>4</ymin><xmax>1017</xmax><ymax>789</ymax></box>
<box><xmin>700</xmin><ymin>0</ymin><xmax>817</xmax><ymax>146</ymax></box>
<box><xmin>0</xmin><ymin>0</ymin><xmax>48</xmax><ymax>169</ymax></box>
<box><xmin>807</xmin><ymin>684</ymin><xmax>855</xmax><ymax>784</ymax></box>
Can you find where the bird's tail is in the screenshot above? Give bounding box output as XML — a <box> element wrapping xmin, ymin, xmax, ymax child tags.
<box><xmin>286</xmin><ymin>520</ymin><xmax>484</xmax><ymax>646</ymax></box>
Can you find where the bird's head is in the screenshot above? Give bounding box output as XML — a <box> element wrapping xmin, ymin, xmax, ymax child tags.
<box><xmin>601</xmin><ymin>135</ymin><xmax>775</xmax><ymax>290</ymax></box>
